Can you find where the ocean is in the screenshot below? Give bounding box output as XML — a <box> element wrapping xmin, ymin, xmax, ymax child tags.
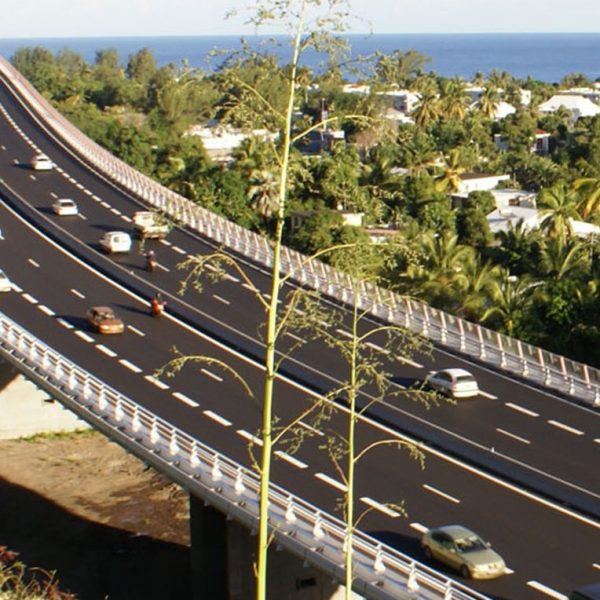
<box><xmin>1</xmin><ymin>33</ymin><xmax>599</xmax><ymax>83</ymax></box>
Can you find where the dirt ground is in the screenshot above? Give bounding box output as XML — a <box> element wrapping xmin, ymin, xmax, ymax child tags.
<box><xmin>0</xmin><ymin>431</ymin><xmax>191</xmax><ymax>599</ymax></box>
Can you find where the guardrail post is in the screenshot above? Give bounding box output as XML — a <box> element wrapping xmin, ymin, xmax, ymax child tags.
<box><xmin>407</xmin><ymin>562</ymin><xmax>419</xmax><ymax>592</ymax></box>
<box><xmin>132</xmin><ymin>407</ymin><xmax>141</xmax><ymax>432</ymax></box>
<box><xmin>190</xmin><ymin>443</ymin><xmax>201</xmax><ymax>470</ymax></box>
<box><xmin>150</xmin><ymin>419</ymin><xmax>160</xmax><ymax>445</ymax></box>
<box><xmin>444</xmin><ymin>582</ymin><xmax>454</xmax><ymax>600</ymax></box>
<box><xmin>169</xmin><ymin>433</ymin><xmax>180</xmax><ymax>456</ymax></box>
<box><xmin>374</xmin><ymin>544</ymin><xmax>386</xmax><ymax>575</ymax></box>
<box><xmin>115</xmin><ymin>398</ymin><xmax>124</xmax><ymax>421</ymax></box>
<box><xmin>440</xmin><ymin>312</ymin><xmax>447</xmax><ymax>344</ymax></box>
<box><xmin>457</xmin><ymin>318</ymin><xmax>466</xmax><ymax>352</ymax></box>
<box><xmin>476</xmin><ymin>325</ymin><xmax>486</xmax><ymax>360</ymax></box>
<box><xmin>211</xmin><ymin>456</ymin><xmax>223</xmax><ymax>482</ymax></box>
<box><xmin>594</xmin><ymin>387</ymin><xmax>600</xmax><ymax>407</ymax></box>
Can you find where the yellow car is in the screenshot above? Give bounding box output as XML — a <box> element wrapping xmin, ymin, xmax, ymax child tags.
<box><xmin>86</xmin><ymin>306</ymin><xmax>124</xmax><ymax>335</ymax></box>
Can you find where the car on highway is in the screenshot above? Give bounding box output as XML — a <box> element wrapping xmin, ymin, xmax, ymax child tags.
<box><xmin>421</xmin><ymin>524</ymin><xmax>506</xmax><ymax>580</ymax></box>
<box><xmin>30</xmin><ymin>153</ymin><xmax>53</xmax><ymax>171</ymax></box>
<box><xmin>99</xmin><ymin>231</ymin><xmax>132</xmax><ymax>254</ymax></box>
<box><xmin>570</xmin><ymin>584</ymin><xmax>600</xmax><ymax>600</ymax></box>
<box><xmin>425</xmin><ymin>368</ymin><xmax>479</xmax><ymax>398</ymax></box>
<box><xmin>86</xmin><ymin>306</ymin><xmax>124</xmax><ymax>335</ymax></box>
<box><xmin>52</xmin><ymin>198</ymin><xmax>79</xmax><ymax>216</ymax></box>
<box><xmin>0</xmin><ymin>269</ymin><xmax>11</xmax><ymax>292</ymax></box>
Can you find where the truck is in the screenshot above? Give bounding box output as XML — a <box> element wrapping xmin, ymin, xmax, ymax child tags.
<box><xmin>132</xmin><ymin>211</ymin><xmax>170</xmax><ymax>240</ymax></box>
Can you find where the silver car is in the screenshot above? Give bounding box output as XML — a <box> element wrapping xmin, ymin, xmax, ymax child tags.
<box><xmin>425</xmin><ymin>368</ymin><xmax>479</xmax><ymax>398</ymax></box>
<box><xmin>422</xmin><ymin>524</ymin><xmax>506</xmax><ymax>579</ymax></box>
<box><xmin>0</xmin><ymin>269</ymin><xmax>11</xmax><ymax>292</ymax></box>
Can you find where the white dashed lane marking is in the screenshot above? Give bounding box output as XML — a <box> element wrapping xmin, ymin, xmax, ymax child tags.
<box><xmin>496</xmin><ymin>428</ymin><xmax>531</xmax><ymax>445</ymax></box>
<box><xmin>70</xmin><ymin>288</ymin><xmax>85</xmax><ymax>299</ymax></box>
<box><xmin>274</xmin><ymin>450</ymin><xmax>308</xmax><ymax>469</ymax></box>
<box><xmin>409</xmin><ymin>522</ymin><xmax>428</xmax><ymax>534</ymax></box>
<box><xmin>127</xmin><ymin>325</ymin><xmax>145</xmax><ymax>336</ymax></box>
<box><xmin>548</xmin><ymin>420</ymin><xmax>584</xmax><ymax>436</ymax></box>
<box><xmin>96</xmin><ymin>344</ymin><xmax>117</xmax><ymax>357</ymax></box>
<box><xmin>38</xmin><ymin>305</ymin><xmax>55</xmax><ymax>316</ymax></box>
<box><xmin>315</xmin><ymin>472</ymin><xmax>347</xmax><ymax>492</ymax></box>
<box><xmin>361</xmin><ymin>497</ymin><xmax>401</xmax><ymax>518</ymax></box>
<box><xmin>212</xmin><ymin>294</ymin><xmax>231</xmax><ymax>305</ymax></box>
<box><xmin>119</xmin><ymin>359</ymin><xmax>142</xmax><ymax>373</ymax></box>
<box><xmin>57</xmin><ymin>318</ymin><xmax>74</xmax><ymax>329</ymax></box>
<box><xmin>203</xmin><ymin>410</ymin><xmax>232</xmax><ymax>427</ymax></box>
<box><xmin>237</xmin><ymin>429</ymin><xmax>263</xmax><ymax>446</ymax></box>
<box><xmin>422</xmin><ymin>483</ymin><xmax>460</xmax><ymax>504</ymax></box>
<box><xmin>172</xmin><ymin>392</ymin><xmax>199</xmax><ymax>408</ymax></box>
<box><xmin>172</xmin><ymin>246</ymin><xmax>186</xmax><ymax>255</ymax></box>
<box><xmin>144</xmin><ymin>375</ymin><xmax>170</xmax><ymax>390</ymax></box>
<box><xmin>527</xmin><ymin>580</ymin><xmax>568</xmax><ymax>599</ymax></box>
<box><xmin>74</xmin><ymin>330</ymin><xmax>94</xmax><ymax>343</ymax></box>
<box><xmin>201</xmin><ymin>368</ymin><xmax>223</xmax><ymax>382</ymax></box>
<box><xmin>22</xmin><ymin>293</ymin><xmax>38</xmax><ymax>304</ymax></box>
<box><xmin>28</xmin><ymin>258</ymin><xmax>40</xmax><ymax>268</ymax></box>
<box><xmin>505</xmin><ymin>402</ymin><xmax>539</xmax><ymax>417</ymax></box>
<box><xmin>479</xmin><ymin>390</ymin><xmax>498</xmax><ymax>400</ymax></box>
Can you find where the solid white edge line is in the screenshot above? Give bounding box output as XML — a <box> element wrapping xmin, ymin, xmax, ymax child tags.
<box><xmin>119</xmin><ymin>359</ymin><xmax>142</xmax><ymax>373</ymax></box>
<box><xmin>526</xmin><ymin>580</ymin><xmax>569</xmax><ymax>599</ymax></box>
<box><xmin>172</xmin><ymin>392</ymin><xmax>199</xmax><ymax>408</ymax></box>
<box><xmin>505</xmin><ymin>402</ymin><xmax>540</xmax><ymax>417</ymax></box>
<box><xmin>315</xmin><ymin>472</ymin><xmax>347</xmax><ymax>492</ymax></box>
<box><xmin>274</xmin><ymin>450</ymin><xmax>308</xmax><ymax>469</ymax></box>
<box><xmin>203</xmin><ymin>410</ymin><xmax>232</xmax><ymax>427</ymax></box>
<box><xmin>3</xmin><ymin>181</ymin><xmax>597</xmax><ymax>532</ymax></box>
<box><xmin>360</xmin><ymin>497</ymin><xmax>401</xmax><ymax>518</ymax></box>
<box><xmin>496</xmin><ymin>428</ymin><xmax>531</xmax><ymax>445</ymax></box>
<box><xmin>422</xmin><ymin>483</ymin><xmax>460</xmax><ymax>504</ymax></box>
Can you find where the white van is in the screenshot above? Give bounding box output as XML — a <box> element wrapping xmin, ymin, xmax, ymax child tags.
<box><xmin>99</xmin><ymin>231</ymin><xmax>132</xmax><ymax>254</ymax></box>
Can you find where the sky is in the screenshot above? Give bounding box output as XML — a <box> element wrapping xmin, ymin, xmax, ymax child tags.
<box><xmin>1</xmin><ymin>0</ymin><xmax>599</xmax><ymax>38</ymax></box>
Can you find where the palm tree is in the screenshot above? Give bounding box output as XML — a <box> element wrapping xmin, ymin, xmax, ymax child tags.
<box><xmin>477</xmin><ymin>86</ymin><xmax>501</xmax><ymax>120</ymax></box>
<box><xmin>572</xmin><ymin>176</ymin><xmax>600</xmax><ymax>219</ymax></box>
<box><xmin>538</xmin><ymin>237</ymin><xmax>589</xmax><ymax>281</ymax></box>
<box><xmin>434</xmin><ymin>148</ymin><xmax>466</xmax><ymax>194</ymax></box>
<box><xmin>439</xmin><ymin>77</ymin><xmax>469</xmax><ymax>121</ymax></box>
<box><xmin>411</xmin><ymin>89</ymin><xmax>441</xmax><ymax>128</ymax></box>
<box><xmin>404</xmin><ymin>230</ymin><xmax>475</xmax><ymax>308</ymax></box>
<box><xmin>247</xmin><ymin>168</ymin><xmax>280</xmax><ymax>218</ymax></box>
<box><xmin>538</xmin><ymin>183</ymin><xmax>581</xmax><ymax>244</ymax></box>
<box><xmin>481</xmin><ymin>271</ymin><xmax>541</xmax><ymax>336</ymax></box>
<box><xmin>455</xmin><ymin>256</ymin><xmax>503</xmax><ymax>321</ymax></box>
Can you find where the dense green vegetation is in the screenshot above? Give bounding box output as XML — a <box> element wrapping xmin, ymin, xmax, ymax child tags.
<box><xmin>11</xmin><ymin>45</ymin><xmax>600</xmax><ymax>365</ymax></box>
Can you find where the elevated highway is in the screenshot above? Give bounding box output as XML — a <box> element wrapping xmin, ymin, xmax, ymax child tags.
<box><xmin>0</xmin><ymin>57</ymin><xmax>599</xmax><ymax>599</ymax></box>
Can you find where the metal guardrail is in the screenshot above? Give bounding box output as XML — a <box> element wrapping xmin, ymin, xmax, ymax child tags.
<box><xmin>0</xmin><ymin>311</ymin><xmax>490</xmax><ymax>600</ymax></box>
<box><xmin>0</xmin><ymin>56</ymin><xmax>598</xmax><ymax>407</ymax></box>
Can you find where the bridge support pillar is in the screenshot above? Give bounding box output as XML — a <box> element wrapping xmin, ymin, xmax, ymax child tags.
<box><xmin>189</xmin><ymin>495</ymin><xmax>362</xmax><ymax>599</ymax></box>
<box><xmin>189</xmin><ymin>496</ymin><xmax>229</xmax><ymax>599</ymax></box>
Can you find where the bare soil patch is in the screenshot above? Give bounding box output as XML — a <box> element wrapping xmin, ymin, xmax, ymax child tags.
<box><xmin>0</xmin><ymin>432</ymin><xmax>191</xmax><ymax>599</ymax></box>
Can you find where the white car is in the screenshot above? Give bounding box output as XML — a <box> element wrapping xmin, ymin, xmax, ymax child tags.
<box><xmin>0</xmin><ymin>269</ymin><xmax>11</xmax><ymax>292</ymax></box>
<box><xmin>52</xmin><ymin>198</ymin><xmax>79</xmax><ymax>216</ymax></box>
<box><xmin>99</xmin><ymin>231</ymin><xmax>132</xmax><ymax>254</ymax></box>
<box><xmin>30</xmin><ymin>153</ymin><xmax>53</xmax><ymax>171</ymax></box>
<box><xmin>425</xmin><ymin>368</ymin><xmax>479</xmax><ymax>398</ymax></box>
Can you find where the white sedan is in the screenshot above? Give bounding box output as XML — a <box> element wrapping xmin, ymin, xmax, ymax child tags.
<box><xmin>52</xmin><ymin>198</ymin><xmax>79</xmax><ymax>216</ymax></box>
<box><xmin>30</xmin><ymin>153</ymin><xmax>53</xmax><ymax>171</ymax></box>
<box><xmin>425</xmin><ymin>368</ymin><xmax>479</xmax><ymax>398</ymax></box>
<box><xmin>0</xmin><ymin>269</ymin><xmax>11</xmax><ymax>292</ymax></box>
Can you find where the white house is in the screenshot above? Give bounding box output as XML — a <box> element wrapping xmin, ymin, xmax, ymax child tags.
<box><xmin>487</xmin><ymin>206</ymin><xmax>540</xmax><ymax>235</ymax></box>
<box><xmin>494</xmin><ymin>129</ymin><xmax>551</xmax><ymax>155</ymax></box>
<box><xmin>457</xmin><ymin>173</ymin><xmax>511</xmax><ymax>195</ymax></box>
<box><xmin>537</xmin><ymin>95</ymin><xmax>600</xmax><ymax>120</ymax></box>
